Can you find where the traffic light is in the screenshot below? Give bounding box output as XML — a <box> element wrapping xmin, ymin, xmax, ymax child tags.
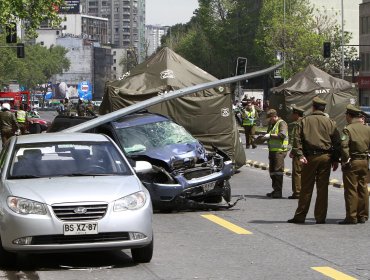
<box><xmin>6</xmin><ymin>24</ymin><xmax>17</xmax><ymax>43</ymax></box>
<box><xmin>17</xmin><ymin>43</ymin><xmax>25</xmax><ymax>58</ymax></box>
<box><xmin>236</xmin><ymin>57</ymin><xmax>247</xmax><ymax>75</ymax></box>
<box><xmin>323</xmin><ymin>42</ymin><xmax>331</xmax><ymax>58</ymax></box>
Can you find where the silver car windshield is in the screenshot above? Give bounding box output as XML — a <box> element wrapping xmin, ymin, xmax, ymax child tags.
<box><xmin>116</xmin><ymin>120</ymin><xmax>196</xmax><ymax>154</ymax></box>
<box><xmin>8</xmin><ymin>142</ymin><xmax>132</xmax><ymax>179</ymax></box>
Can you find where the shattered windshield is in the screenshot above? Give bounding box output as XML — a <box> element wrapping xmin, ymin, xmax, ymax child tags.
<box><xmin>116</xmin><ymin>120</ymin><xmax>196</xmax><ymax>154</ymax></box>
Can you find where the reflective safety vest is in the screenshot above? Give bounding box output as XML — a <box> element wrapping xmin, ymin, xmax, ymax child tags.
<box><xmin>242</xmin><ymin>108</ymin><xmax>256</xmax><ymax>126</ymax></box>
<box><xmin>16</xmin><ymin>110</ymin><xmax>26</xmax><ymax>123</ymax></box>
<box><xmin>268</xmin><ymin>119</ymin><xmax>289</xmax><ymax>152</ymax></box>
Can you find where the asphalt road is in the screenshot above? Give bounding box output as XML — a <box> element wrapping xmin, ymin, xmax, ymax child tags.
<box><xmin>0</xmin><ymin>112</ymin><xmax>368</xmax><ymax>279</ymax></box>
<box><xmin>1</xmin><ymin>166</ymin><xmax>370</xmax><ymax>279</ymax></box>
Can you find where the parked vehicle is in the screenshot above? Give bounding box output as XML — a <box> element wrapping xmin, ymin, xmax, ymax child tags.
<box><xmin>47</xmin><ymin>112</ymin><xmax>234</xmax><ymax>211</ymax></box>
<box><xmin>360</xmin><ymin>106</ymin><xmax>370</xmax><ymax>125</ymax></box>
<box><xmin>0</xmin><ymin>133</ymin><xmax>153</xmax><ymax>266</ymax></box>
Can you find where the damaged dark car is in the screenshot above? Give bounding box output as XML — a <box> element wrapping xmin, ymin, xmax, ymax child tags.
<box><xmin>48</xmin><ymin>112</ymin><xmax>235</xmax><ymax>211</ymax></box>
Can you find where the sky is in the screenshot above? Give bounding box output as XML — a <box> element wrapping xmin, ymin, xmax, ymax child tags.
<box><xmin>146</xmin><ymin>0</ymin><xmax>199</xmax><ymax>26</ymax></box>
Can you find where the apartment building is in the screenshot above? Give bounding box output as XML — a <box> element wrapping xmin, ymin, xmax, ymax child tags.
<box><xmin>80</xmin><ymin>0</ymin><xmax>146</xmax><ymax>62</ymax></box>
<box><xmin>145</xmin><ymin>25</ymin><xmax>167</xmax><ymax>56</ymax></box>
<box><xmin>359</xmin><ymin>0</ymin><xmax>370</xmax><ymax>105</ymax></box>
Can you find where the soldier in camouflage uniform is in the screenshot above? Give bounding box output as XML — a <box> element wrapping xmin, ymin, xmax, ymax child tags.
<box><xmin>339</xmin><ymin>104</ymin><xmax>370</xmax><ymax>224</ymax></box>
<box><xmin>288</xmin><ymin>97</ymin><xmax>341</xmax><ymax>224</ymax></box>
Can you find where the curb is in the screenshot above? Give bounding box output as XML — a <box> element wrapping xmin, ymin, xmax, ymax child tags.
<box><xmin>245</xmin><ymin>159</ymin><xmax>344</xmax><ymax>188</ymax></box>
<box><xmin>243</xmin><ymin>162</ymin><xmax>370</xmax><ymax>189</ymax></box>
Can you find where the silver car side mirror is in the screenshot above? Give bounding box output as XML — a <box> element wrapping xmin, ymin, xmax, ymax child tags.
<box><xmin>134</xmin><ymin>161</ymin><xmax>152</xmax><ymax>174</ymax></box>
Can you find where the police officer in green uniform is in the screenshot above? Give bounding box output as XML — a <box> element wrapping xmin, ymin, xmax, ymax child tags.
<box><xmin>0</xmin><ymin>103</ymin><xmax>19</xmax><ymax>147</ymax></box>
<box><xmin>16</xmin><ymin>103</ymin><xmax>27</xmax><ymax>135</ymax></box>
<box><xmin>288</xmin><ymin>97</ymin><xmax>341</xmax><ymax>224</ymax></box>
<box><xmin>288</xmin><ymin>105</ymin><xmax>305</xmax><ymax>199</ymax></box>
<box><xmin>262</xmin><ymin>109</ymin><xmax>288</xmax><ymax>198</ymax></box>
<box><xmin>241</xmin><ymin>99</ymin><xmax>258</xmax><ymax>149</ymax></box>
<box><xmin>339</xmin><ymin>104</ymin><xmax>370</xmax><ymax>224</ymax></box>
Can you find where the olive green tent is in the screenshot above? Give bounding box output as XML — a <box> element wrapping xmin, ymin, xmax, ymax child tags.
<box><xmin>270</xmin><ymin>64</ymin><xmax>358</xmax><ymax>130</ymax></box>
<box><xmin>99</xmin><ymin>47</ymin><xmax>246</xmax><ymax>168</ymax></box>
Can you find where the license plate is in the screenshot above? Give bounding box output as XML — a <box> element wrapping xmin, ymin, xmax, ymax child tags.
<box><xmin>63</xmin><ymin>223</ymin><xmax>98</xmax><ymax>235</ymax></box>
<box><xmin>201</xmin><ymin>182</ymin><xmax>216</xmax><ymax>192</ymax></box>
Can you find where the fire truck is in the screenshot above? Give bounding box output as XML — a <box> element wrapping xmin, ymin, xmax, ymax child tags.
<box><xmin>0</xmin><ymin>87</ymin><xmax>50</xmax><ymax>134</ymax></box>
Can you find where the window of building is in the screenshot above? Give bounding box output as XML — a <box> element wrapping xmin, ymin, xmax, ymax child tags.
<box><xmin>113</xmin><ymin>67</ymin><xmax>116</xmax><ymax>71</ymax></box>
<box><xmin>113</xmin><ymin>59</ymin><xmax>116</xmax><ymax>63</ymax></box>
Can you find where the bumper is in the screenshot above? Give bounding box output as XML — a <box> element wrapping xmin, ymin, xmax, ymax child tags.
<box><xmin>0</xmin><ymin>201</ymin><xmax>153</xmax><ymax>253</ymax></box>
<box><xmin>145</xmin><ymin>160</ymin><xmax>233</xmax><ymax>208</ymax></box>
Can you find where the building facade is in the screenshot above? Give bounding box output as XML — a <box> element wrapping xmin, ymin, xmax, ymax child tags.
<box><xmin>80</xmin><ymin>0</ymin><xmax>146</xmax><ymax>62</ymax></box>
<box><xmin>310</xmin><ymin>0</ymin><xmax>361</xmax><ymax>49</ymax></box>
<box><xmin>359</xmin><ymin>0</ymin><xmax>370</xmax><ymax>105</ymax></box>
<box><xmin>145</xmin><ymin>25</ymin><xmax>167</xmax><ymax>56</ymax></box>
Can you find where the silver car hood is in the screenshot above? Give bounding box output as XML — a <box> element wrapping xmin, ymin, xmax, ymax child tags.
<box><xmin>4</xmin><ymin>176</ymin><xmax>143</xmax><ymax>205</ymax></box>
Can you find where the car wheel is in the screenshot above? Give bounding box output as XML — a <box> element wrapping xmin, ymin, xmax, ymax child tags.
<box><xmin>0</xmin><ymin>239</ymin><xmax>17</xmax><ymax>268</ymax></box>
<box><xmin>29</xmin><ymin>123</ymin><xmax>41</xmax><ymax>134</ymax></box>
<box><xmin>34</xmin><ymin>124</ymin><xmax>42</xmax><ymax>134</ymax></box>
<box><xmin>131</xmin><ymin>238</ymin><xmax>153</xmax><ymax>263</ymax></box>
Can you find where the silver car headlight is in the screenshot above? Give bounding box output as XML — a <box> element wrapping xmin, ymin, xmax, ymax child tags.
<box><xmin>113</xmin><ymin>191</ymin><xmax>146</xmax><ymax>211</ymax></box>
<box><xmin>7</xmin><ymin>196</ymin><xmax>47</xmax><ymax>215</ymax></box>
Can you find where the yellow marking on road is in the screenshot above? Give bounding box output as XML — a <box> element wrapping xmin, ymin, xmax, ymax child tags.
<box><xmin>201</xmin><ymin>214</ymin><xmax>252</xmax><ymax>234</ymax></box>
<box><xmin>312</xmin><ymin>267</ymin><xmax>357</xmax><ymax>280</ymax></box>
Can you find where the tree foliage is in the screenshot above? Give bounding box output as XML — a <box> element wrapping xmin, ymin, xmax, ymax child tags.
<box><xmin>161</xmin><ymin>0</ymin><xmax>357</xmax><ymax>80</ymax></box>
<box><xmin>0</xmin><ymin>35</ymin><xmax>70</xmax><ymax>89</ymax></box>
<box><xmin>0</xmin><ymin>0</ymin><xmax>64</xmax><ymax>38</ymax></box>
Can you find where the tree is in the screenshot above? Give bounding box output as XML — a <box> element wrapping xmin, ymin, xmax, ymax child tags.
<box><xmin>0</xmin><ymin>0</ymin><xmax>64</xmax><ymax>38</ymax></box>
<box><xmin>254</xmin><ymin>0</ymin><xmax>357</xmax><ymax>78</ymax></box>
<box><xmin>0</xmin><ymin>34</ymin><xmax>70</xmax><ymax>89</ymax></box>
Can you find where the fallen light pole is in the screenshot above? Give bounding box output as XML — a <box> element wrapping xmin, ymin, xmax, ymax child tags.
<box><xmin>63</xmin><ymin>62</ymin><xmax>283</xmax><ymax>133</ymax></box>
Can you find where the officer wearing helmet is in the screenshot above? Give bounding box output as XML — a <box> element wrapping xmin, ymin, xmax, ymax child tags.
<box><xmin>0</xmin><ymin>103</ymin><xmax>19</xmax><ymax>147</ymax></box>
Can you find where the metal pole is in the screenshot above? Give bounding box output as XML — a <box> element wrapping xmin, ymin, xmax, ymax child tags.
<box><xmin>283</xmin><ymin>0</ymin><xmax>286</xmax><ymax>82</ymax></box>
<box><xmin>341</xmin><ymin>0</ymin><xmax>345</xmax><ymax>79</ymax></box>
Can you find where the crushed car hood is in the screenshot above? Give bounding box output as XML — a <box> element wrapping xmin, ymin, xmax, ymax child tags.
<box><xmin>5</xmin><ymin>176</ymin><xmax>143</xmax><ymax>205</ymax></box>
<box><xmin>134</xmin><ymin>141</ymin><xmax>207</xmax><ymax>168</ymax></box>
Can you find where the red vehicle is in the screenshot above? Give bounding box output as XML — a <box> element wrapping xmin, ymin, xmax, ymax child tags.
<box><xmin>0</xmin><ymin>90</ymin><xmax>50</xmax><ymax>134</ymax></box>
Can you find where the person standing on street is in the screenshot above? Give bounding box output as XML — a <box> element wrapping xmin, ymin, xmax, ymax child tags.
<box><xmin>0</xmin><ymin>103</ymin><xmax>19</xmax><ymax>147</ymax></box>
<box><xmin>15</xmin><ymin>103</ymin><xmax>27</xmax><ymax>135</ymax></box>
<box><xmin>288</xmin><ymin>105</ymin><xmax>305</xmax><ymax>199</ymax></box>
<box><xmin>76</xmin><ymin>98</ymin><xmax>86</xmax><ymax>116</ymax></box>
<box><xmin>338</xmin><ymin>105</ymin><xmax>370</xmax><ymax>224</ymax></box>
<box><xmin>241</xmin><ymin>99</ymin><xmax>258</xmax><ymax>149</ymax></box>
<box><xmin>288</xmin><ymin>97</ymin><xmax>341</xmax><ymax>224</ymax></box>
<box><xmin>262</xmin><ymin>109</ymin><xmax>288</xmax><ymax>198</ymax></box>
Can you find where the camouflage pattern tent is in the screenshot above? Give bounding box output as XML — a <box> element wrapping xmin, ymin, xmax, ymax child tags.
<box><xmin>270</xmin><ymin>64</ymin><xmax>358</xmax><ymax>130</ymax></box>
<box><xmin>99</xmin><ymin>47</ymin><xmax>246</xmax><ymax>168</ymax></box>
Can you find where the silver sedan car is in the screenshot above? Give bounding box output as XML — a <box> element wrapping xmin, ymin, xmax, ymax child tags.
<box><xmin>0</xmin><ymin>132</ymin><xmax>153</xmax><ymax>266</ymax></box>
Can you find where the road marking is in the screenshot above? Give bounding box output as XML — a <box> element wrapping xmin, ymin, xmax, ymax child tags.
<box><xmin>312</xmin><ymin>267</ymin><xmax>357</xmax><ymax>280</ymax></box>
<box><xmin>201</xmin><ymin>214</ymin><xmax>252</xmax><ymax>234</ymax></box>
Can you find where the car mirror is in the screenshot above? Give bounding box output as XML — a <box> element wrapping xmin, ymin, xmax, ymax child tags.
<box><xmin>134</xmin><ymin>161</ymin><xmax>152</xmax><ymax>174</ymax></box>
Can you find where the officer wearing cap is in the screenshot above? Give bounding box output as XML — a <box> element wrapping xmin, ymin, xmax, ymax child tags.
<box><xmin>261</xmin><ymin>109</ymin><xmax>288</xmax><ymax>198</ymax></box>
<box><xmin>338</xmin><ymin>104</ymin><xmax>370</xmax><ymax>224</ymax></box>
<box><xmin>241</xmin><ymin>99</ymin><xmax>258</xmax><ymax>149</ymax></box>
<box><xmin>288</xmin><ymin>105</ymin><xmax>305</xmax><ymax>199</ymax></box>
<box><xmin>288</xmin><ymin>97</ymin><xmax>341</xmax><ymax>224</ymax></box>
